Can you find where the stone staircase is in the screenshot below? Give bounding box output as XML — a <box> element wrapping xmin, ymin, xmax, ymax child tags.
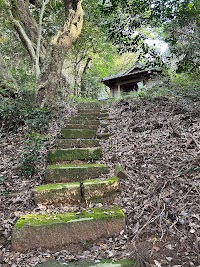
<box><xmin>11</xmin><ymin>102</ymin><xmax>125</xmax><ymax>253</ymax></box>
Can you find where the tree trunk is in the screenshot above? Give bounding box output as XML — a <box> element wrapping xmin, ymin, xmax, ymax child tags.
<box><xmin>6</xmin><ymin>0</ymin><xmax>83</xmax><ymax>107</ymax></box>
<box><xmin>0</xmin><ymin>55</ymin><xmax>18</xmax><ymax>98</ymax></box>
<box><xmin>36</xmin><ymin>0</ymin><xmax>83</xmax><ymax>107</ymax></box>
<box><xmin>35</xmin><ymin>45</ymin><xmax>66</xmax><ymax>107</ymax></box>
<box><xmin>80</xmin><ymin>57</ymin><xmax>92</xmax><ymax>97</ymax></box>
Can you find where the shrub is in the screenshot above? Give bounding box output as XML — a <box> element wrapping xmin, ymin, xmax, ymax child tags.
<box><xmin>0</xmin><ymin>89</ymin><xmax>51</xmax><ymax>134</ymax></box>
<box><xmin>19</xmin><ymin>133</ymin><xmax>48</xmax><ymax>177</ymax></box>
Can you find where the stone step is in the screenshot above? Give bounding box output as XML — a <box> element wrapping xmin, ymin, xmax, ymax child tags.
<box><xmin>34</xmin><ymin>181</ymin><xmax>81</xmax><ymax>205</ymax></box>
<box><xmin>60</xmin><ymin>129</ymin><xmax>96</xmax><ymax>139</ymax></box>
<box><xmin>78</xmin><ymin>103</ymin><xmax>101</xmax><ymax>108</ymax></box>
<box><xmin>77</xmin><ymin>110</ymin><xmax>108</xmax><ymax>115</ymax></box>
<box><xmin>96</xmin><ymin>132</ymin><xmax>111</xmax><ymax>139</ymax></box>
<box><xmin>36</xmin><ymin>259</ymin><xmax>136</xmax><ymax>267</ymax></box>
<box><xmin>34</xmin><ymin>177</ymin><xmax>119</xmax><ymax>205</ymax></box>
<box><xmin>83</xmin><ymin>177</ymin><xmax>119</xmax><ymax>202</ymax></box>
<box><xmin>45</xmin><ymin>163</ymin><xmax>109</xmax><ymax>182</ymax></box>
<box><xmin>36</xmin><ymin>259</ymin><xmax>137</xmax><ymax>267</ymax></box>
<box><xmin>47</xmin><ymin>147</ymin><xmax>101</xmax><ymax>163</ymax></box>
<box><xmin>78</xmin><ymin>108</ymin><xmax>101</xmax><ymax>114</ymax></box>
<box><xmin>54</xmin><ymin>139</ymin><xmax>100</xmax><ymax>148</ymax></box>
<box><xmin>12</xmin><ymin>207</ymin><xmax>125</xmax><ymax>252</ymax></box>
<box><xmin>69</xmin><ymin>119</ymin><xmax>100</xmax><ymax>125</ymax></box>
<box><xmin>77</xmin><ymin>109</ymin><xmax>101</xmax><ymax>115</ymax></box>
<box><xmin>63</xmin><ymin>124</ymin><xmax>98</xmax><ymax>130</ymax></box>
<box><xmin>71</xmin><ymin>114</ymin><xmax>108</xmax><ymax>121</ymax></box>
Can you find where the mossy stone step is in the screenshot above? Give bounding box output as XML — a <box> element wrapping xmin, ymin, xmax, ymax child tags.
<box><xmin>69</xmin><ymin>119</ymin><xmax>99</xmax><ymax>125</ymax></box>
<box><xmin>12</xmin><ymin>207</ymin><xmax>125</xmax><ymax>252</ymax></box>
<box><xmin>45</xmin><ymin>163</ymin><xmax>109</xmax><ymax>182</ymax></box>
<box><xmin>34</xmin><ymin>181</ymin><xmax>81</xmax><ymax>205</ymax></box>
<box><xmin>78</xmin><ymin>108</ymin><xmax>101</xmax><ymax>113</ymax></box>
<box><xmin>54</xmin><ymin>139</ymin><xmax>100</xmax><ymax>148</ymax></box>
<box><xmin>97</xmin><ymin>132</ymin><xmax>112</xmax><ymax>139</ymax></box>
<box><xmin>78</xmin><ymin>103</ymin><xmax>101</xmax><ymax>108</ymax></box>
<box><xmin>70</xmin><ymin>114</ymin><xmax>108</xmax><ymax>121</ymax></box>
<box><xmin>60</xmin><ymin>129</ymin><xmax>97</xmax><ymax>139</ymax></box>
<box><xmin>84</xmin><ymin>177</ymin><xmax>119</xmax><ymax>202</ymax></box>
<box><xmin>77</xmin><ymin>110</ymin><xmax>108</xmax><ymax>116</ymax></box>
<box><xmin>63</xmin><ymin>124</ymin><xmax>98</xmax><ymax>130</ymax></box>
<box><xmin>36</xmin><ymin>259</ymin><xmax>137</xmax><ymax>267</ymax></box>
<box><xmin>34</xmin><ymin>177</ymin><xmax>119</xmax><ymax>205</ymax></box>
<box><xmin>48</xmin><ymin>148</ymin><xmax>101</xmax><ymax>163</ymax></box>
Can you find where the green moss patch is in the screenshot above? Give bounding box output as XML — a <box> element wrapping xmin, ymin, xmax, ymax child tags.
<box><xmin>83</xmin><ymin>177</ymin><xmax>119</xmax><ymax>202</ymax></box>
<box><xmin>36</xmin><ymin>259</ymin><xmax>136</xmax><ymax>267</ymax></box>
<box><xmin>60</xmin><ymin>129</ymin><xmax>97</xmax><ymax>139</ymax></box>
<box><xmin>34</xmin><ymin>181</ymin><xmax>80</xmax><ymax>192</ymax></box>
<box><xmin>45</xmin><ymin>163</ymin><xmax>108</xmax><ymax>183</ymax></box>
<box><xmin>47</xmin><ymin>148</ymin><xmax>102</xmax><ymax>163</ymax></box>
<box><xmin>78</xmin><ymin>109</ymin><xmax>101</xmax><ymax>114</ymax></box>
<box><xmin>69</xmin><ymin>119</ymin><xmax>100</xmax><ymax>125</ymax></box>
<box><xmin>84</xmin><ymin>177</ymin><xmax>118</xmax><ymax>186</ymax></box>
<box><xmin>54</xmin><ymin>139</ymin><xmax>100</xmax><ymax>148</ymax></box>
<box><xmin>34</xmin><ymin>181</ymin><xmax>82</xmax><ymax>205</ymax></box>
<box><xmin>114</xmin><ymin>163</ymin><xmax>128</xmax><ymax>180</ymax></box>
<box><xmin>47</xmin><ymin>163</ymin><xmax>107</xmax><ymax>169</ymax></box>
<box><xmin>96</xmin><ymin>133</ymin><xmax>111</xmax><ymax>139</ymax></box>
<box><xmin>63</xmin><ymin>124</ymin><xmax>98</xmax><ymax>130</ymax></box>
<box><xmin>14</xmin><ymin>206</ymin><xmax>125</xmax><ymax>230</ymax></box>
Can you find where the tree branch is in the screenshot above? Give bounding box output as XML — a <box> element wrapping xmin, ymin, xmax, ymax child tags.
<box><xmin>36</xmin><ymin>0</ymin><xmax>50</xmax><ymax>79</ymax></box>
<box><xmin>52</xmin><ymin>0</ymin><xmax>83</xmax><ymax>49</ymax></box>
<box><xmin>4</xmin><ymin>0</ymin><xmax>37</xmax><ymax>62</ymax></box>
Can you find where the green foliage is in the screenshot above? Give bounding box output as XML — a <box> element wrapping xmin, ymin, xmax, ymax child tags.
<box><xmin>0</xmin><ymin>89</ymin><xmax>51</xmax><ymax>133</ymax></box>
<box><xmin>123</xmin><ymin>73</ymin><xmax>200</xmax><ymax>101</ymax></box>
<box><xmin>19</xmin><ymin>133</ymin><xmax>48</xmax><ymax>177</ymax></box>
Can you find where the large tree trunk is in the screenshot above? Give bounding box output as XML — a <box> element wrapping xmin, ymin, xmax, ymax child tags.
<box><xmin>80</xmin><ymin>57</ymin><xmax>92</xmax><ymax>97</ymax></box>
<box><xmin>36</xmin><ymin>0</ymin><xmax>83</xmax><ymax>107</ymax></box>
<box><xmin>35</xmin><ymin>46</ymin><xmax>66</xmax><ymax>107</ymax></box>
<box><xmin>6</xmin><ymin>0</ymin><xmax>83</xmax><ymax>107</ymax></box>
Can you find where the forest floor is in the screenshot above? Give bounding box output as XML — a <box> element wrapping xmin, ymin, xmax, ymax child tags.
<box><xmin>0</xmin><ymin>97</ymin><xmax>200</xmax><ymax>267</ymax></box>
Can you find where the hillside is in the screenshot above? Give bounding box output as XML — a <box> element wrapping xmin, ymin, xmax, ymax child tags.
<box><xmin>0</xmin><ymin>97</ymin><xmax>199</xmax><ymax>266</ymax></box>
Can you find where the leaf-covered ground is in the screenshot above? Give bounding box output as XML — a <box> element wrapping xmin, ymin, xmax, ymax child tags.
<box><xmin>101</xmin><ymin>97</ymin><xmax>200</xmax><ymax>266</ymax></box>
<box><xmin>0</xmin><ymin>97</ymin><xmax>199</xmax><ymax>266</ymax></box>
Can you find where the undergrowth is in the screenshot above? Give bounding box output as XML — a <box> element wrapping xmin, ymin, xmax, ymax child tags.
<box><xmin>123</xmin><ymin>74</ymin><xmax>200</xmax><ymax>101</ymax></box>
<box><xmin>0</xmin><ymin>88</ymin><xmax>52</xmax><ymax>177</ymax></box>
<box><xmin>19</xmin><ymin>133</ymin><xmax>49</xmax><ymax>177</ymax></box>
<box><xmin>0</xmin><ymin>89</ymin><xmax>51</xmax><ymax>134</ymax></box>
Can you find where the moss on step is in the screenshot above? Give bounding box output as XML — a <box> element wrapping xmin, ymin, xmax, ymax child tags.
<box><xmin>47</xmin><ymin>163</ymin><xmax>107</xmax><ymax>169</ymax></box>
<box><xmin>69</xmin><ymin>119</ymin><xmax>100</xmax><ymax>125</ymax></box>
<box><xmin>54</xmin><ymin>139</ymin><xmax>100</xmax><ymax>149</ymax></box>
<box><xmin>34</xmin><ymin>181</ymin><xmax>81</xmax><ymax>205</ymax></box>
<box><xmin>45</xmin><ymin>163</ymin><xmax>108</xmax><ymax>183</ymax></box>
<box><xmin>78</xmin><ymin>109</ymin><xmax>101</xmax><ymax>113</ymax></box>
<box><xmin>13</xmin><ymin>206</ymin><xmax>124</xmax><ymax>230</ymax></box>
<box><xmin>36</xmin><ymin>259</ymin><xmax>137</xmax><ymax>267</ymax></box>
<box><xmin>83</xmin><ymin>177</ymin><xmax>119</xmax><ymax>202</ymax></box>
<box><xmin>12</xmin><ymin>207</ymin><xmax>125</xmax><ymax>252</ymax></box>
<box><xmin>70</xmin><ymin>114</ymin><xmax>99</xmax><ymax>122</ymax></box>
<box><xmin>47</xmin><ymin>148</ymin><xmax>101</xmax><ymax>163</ymax></box>
<box><xmin>96</xmin><ymin>133</ymin><xmax>111</xmax><ymax>139</ymax></box>
<box><xmin>115</xmin><ymin>163</ymin><xmax>128</xmax><ymax>180</ymax></box>
<box><xmin>78</xmin><ymin>103</ymin><xmax>101</xmax><ymax>108</ymax></box>
<box><xmin>63</xmin><ymin>124</ymin><xmax>98</xmax><ymax>130</ymax></box>
<box><xmin>60</xmin><ymin>129</ymin><xmax>97</xmax><ymax>139</ymax></box>
<box><xmin>34</xmin><ymin>177</ymin><xmax>118</xmax><ymax>205</ymax></box>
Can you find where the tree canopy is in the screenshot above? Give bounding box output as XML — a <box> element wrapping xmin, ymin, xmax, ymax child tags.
<box><xmin>0</xmin><ymin>0</ymin><xmax>199</xmax><ymax>103</ymax></box>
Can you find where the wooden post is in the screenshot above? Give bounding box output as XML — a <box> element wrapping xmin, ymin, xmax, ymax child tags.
<box><xmin>117</xmin><ymin>84</ymin><xmax>121</xmax><ymax>98</ymax></box>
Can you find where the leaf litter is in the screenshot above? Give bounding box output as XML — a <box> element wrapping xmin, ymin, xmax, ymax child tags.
<box><xmin>0</xmin><ymin>97</ymin><xmax>200</xmax><ymax>266</ymax></box>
